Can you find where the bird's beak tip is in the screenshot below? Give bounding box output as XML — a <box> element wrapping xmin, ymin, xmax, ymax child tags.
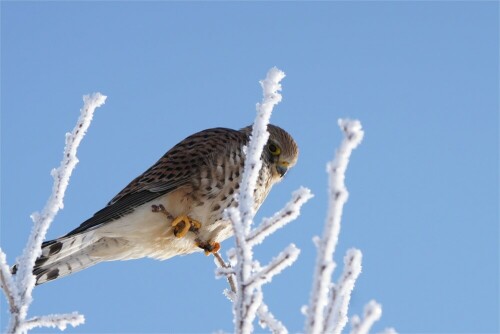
<box><xmin>276</xmin><ymin>164</ymin><xmax>288</xmax><ymax>177</ymax></box>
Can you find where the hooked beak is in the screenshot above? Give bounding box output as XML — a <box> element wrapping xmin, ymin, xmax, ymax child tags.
<box><xmin>276</xmin><ymin>161</ymin><xmax>290</xmax><ymax>177</ymax></box>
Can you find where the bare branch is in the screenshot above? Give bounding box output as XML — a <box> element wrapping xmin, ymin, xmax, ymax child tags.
<box><xmin>238</xmin><ymin>67</ymin><xmax>285</xmax><ymax>229</ymax></box>
<box><xmin>349</xmin><ymin>300</ymin><xmax>384</xmax><ymax>334</ymax></box>
<box><xmin>214</xmin><ymin>252</ymin><xmax>237</xmax><ymax>294</ymax></box>
<box><xmin>305</xmin><ymin>119</ymin><xmax>364</xmax><ymax>334</ymax></box>
<box><xmin>256</xmin><ymin>303</ymin><xmax>288</xmax><ymax>334</ymax></box>
<box><xmin>324</xmin><ymin>249</ymin><xmax>363</xmax><ymax>334</ymax></box>
<box><xmin>3</xmin><ymin>93</ymin><xmax>105</xmax><ymax>334</ymax></box>
<box><xmin>229</xmin><ymin>67</ymin><xmax>289</xmax><ymax>334</ymax></box>
<box><xmin>246</xmin><ymin>244</ymin><xmax>300</xmax><ymax>290</ymax></box>
<box><xmin>247</xmin><ymin>187</ymin><xmax>313</xmax><ymax>247</ymax></box>
<box><xmin>21</xmin><ymin>312</ymin><xmax>85</xmax><ymax>332</ymax></box>
<box><xmin>214</xmin><ymin>239</ymin><xmax>288</xmax><ymax>334</ymax></box>
<box><xmin>0</xmin><ymin>250</ymin><xmax>19</xmax><ymax>315</ymax></box>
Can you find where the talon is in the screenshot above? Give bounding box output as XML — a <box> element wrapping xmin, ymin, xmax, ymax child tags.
<box><xmin>171</xmin><ymin>216</ymin><xmax>190</xmax><ymax>238</ymax></box>
<box><xmin>189</xmin><ymin>220</ymin><xmax>202</xmax><ymax>232</ymax></box>
<box><xmin>171</xmin><ymin>215</ymin><xmax>201</xmax><ymax>238</ymax></box>
<box><xmin>209</xmin><ymin>242</ymin><xmax>221</xmax><ymax>255</ymax></box>
<box><xmin>196</xmin><ymin>240</ymin><xmax>221</xmax><ymax>255</ymax></box>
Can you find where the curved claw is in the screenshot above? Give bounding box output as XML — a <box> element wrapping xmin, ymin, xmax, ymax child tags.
<box><xmin>171</xmin><ymin>215</ymin><xmax>201</xmax><ymax>238</ymax></box>
<box><xmin>171</xmin><ymin>216</ymin><xmax>190</xmax><ymax>238</ymax></box>
<box><xmin>196</xmin><ymin>240</ymin><xmax>221</xmax><ymax>255</ymax></box>
<box><xmin>190</xmin><ymin>220</ymin><xmax>202</xmax><ymax>231</ymax></box>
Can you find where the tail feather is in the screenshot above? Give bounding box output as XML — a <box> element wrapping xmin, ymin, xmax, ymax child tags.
<box><xmin>10</xmin><ymin>232</ymin><xmax>97</xmax><ymax>278</ymax></box>
<box><xmin>36</xmin><ymin>232</ymin><xmax>97</xmax><ymax>268</ymax></box>
<box><xmin>10</xmin><ymin>231</ymin><xmax>133</xmax><ymax>285</ymax></box>
<box><xmin>34</xmin><ymin>247</ymin><xmax>103</xmax><ymax>285</ymax></box>
<box><xmin>32</xmin><ymin>235</ymin><xmax>130</xmax><ymax>285</ymax></box>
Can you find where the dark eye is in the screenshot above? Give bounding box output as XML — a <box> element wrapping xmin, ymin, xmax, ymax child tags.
<box><xmin>268</xmin><ymin>143</ymin><xmax>281</xmax><ymax>156</ymax></box>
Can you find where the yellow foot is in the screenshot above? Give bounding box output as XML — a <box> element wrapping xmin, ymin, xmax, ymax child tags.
<box><xmin>196</xmin><ymin>240</ymin><xmax>221</xmax><ymax>255</ymax></box>
<box><xmin>171</xmin><ymin>215</ymin><xmax>202</xmax><ymax>238</ymax></box>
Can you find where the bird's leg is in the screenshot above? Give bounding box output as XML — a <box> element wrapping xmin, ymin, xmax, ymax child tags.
<box><xmin>151</xmin><ymin>205</ymin><xmax>201</xmax><ymax>238</ymax></box>
<box><xmin>152</xmin><ymin>204</ymin><xmax>219</xmax><ymax>255</ymax></box>
<box><xmin>171</xmin><ymin>215</ymin><xmax>202</xmax><ymax>238</ymax></box>
<box><xmin>151</xmin><ymin>204</ymin><xmax>174</xmax><ymax>220</ymax></box>
<box><xmin>195</xmin><ymin>239</ymin><xmax>221</xmax><ymax>255</ymax></box>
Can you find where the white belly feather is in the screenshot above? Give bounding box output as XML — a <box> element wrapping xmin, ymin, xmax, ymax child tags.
<box><xmin>95</xmin><ymin>189</ymin><xmax>234</xmax><ymax>261</ymax></box>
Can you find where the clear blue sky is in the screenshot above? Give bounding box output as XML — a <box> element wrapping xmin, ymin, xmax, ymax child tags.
<box><xmin>1</xmin><ymin>2</ymin><xmax>498</xmax><ymax>333</ymax></box>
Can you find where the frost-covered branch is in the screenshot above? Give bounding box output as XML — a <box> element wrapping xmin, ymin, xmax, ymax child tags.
<box><xmin>230</xmin><ymin>67</ymin><xmax>284</xmax><ymax>333</ymax></box>
<box><xmin>21</xmin><ymin>313</ymin><xmax>85</xmax><ymax>332</ymax></box>
<box><xmin>246</xmin><ymin>244</ymin><xmax>300</xmax><ymax>290</ymax></box>
<box><xmin>220</xmin><ymin>67</ymin><xmax>312</xmax><ymax>334</ymax></box>
<box><xmin>324</xmin><ymin>249</ymin><xmax>363</xmax><ymax>333</ymax></box>
<box><xmin>213</xmin><ymin>253</ymin><xmax>287</xmax><ymax>334</ymax></box>
<box><xmin>256</xmin><ymin>302</ymin><xmax>288</xmax><ymax>334</ymax></box>
<box><xmin>0</xmin><ymin>252</ymin><xmax>19</xmax><ymax>314</ymax></box>
<box><xmin>305</xmin><ymin>119</ymin><xmax>366</xmax><ymax>334</ymax></box>
<box><xmin>1</xmin><ymin>93</ymin><xmax>106</xmax><ymax>334</ymax></box>
<box><xmin>219</xmin><ymin>70</ymin><xmax>389</xmax><ymax>334</ymax></box>
<box><xmin>238</xmin><ymin>67</ymin><xmax>285</xmax><ymax>229</ymax></box>
<box><xmin>214</xmin><ymin>252</ymin><xmax>237</xmax><ymax>295</ymax></box>
<box><xmin>350</xmin><ymin>300</ymin><xmax>386</xmax><ymax>334</ymax></box>
<box><xmin>247</xmin><ymin>187</ymin><xmax>313</xmax><ymax>247</ymax></box>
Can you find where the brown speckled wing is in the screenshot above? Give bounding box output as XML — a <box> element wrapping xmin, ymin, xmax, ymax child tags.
<box><xmin>64</xmin><ymin>127</ymin><xmax>248</xmax><ymax>237</ymax></box>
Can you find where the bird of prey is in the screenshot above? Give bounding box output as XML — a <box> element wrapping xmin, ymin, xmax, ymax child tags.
<box><xmin>29</xmin><ymin>124</ymin><xmax>298</xmax><ymax>285</ymax></box>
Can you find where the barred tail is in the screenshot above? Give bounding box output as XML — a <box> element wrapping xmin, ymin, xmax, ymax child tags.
<box><xmin>11</xmin><ymin>231</ymin><xmax>131</xmax><ymax>285</ymax></box>
<box><xmin>34</xmin><ymin>247</ymin><xmax>103</xmax><ymax>285</ymax></box>
<box><xmin>32</xmin><ymin>231</ymin><xmax>99</xmax><ymax>284</ymax></box>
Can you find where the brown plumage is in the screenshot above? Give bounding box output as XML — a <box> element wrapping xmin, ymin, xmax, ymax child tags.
<box><xmin>30</xmin><ymin>124</ymin><xmax>298</xmax><ymax>284</ymax></box>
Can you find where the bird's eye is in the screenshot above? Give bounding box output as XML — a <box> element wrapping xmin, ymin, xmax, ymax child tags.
<box><xmin>268</xmin><ymin>143</ymin><xmax>281</xmax><ymax>156</ymax></box>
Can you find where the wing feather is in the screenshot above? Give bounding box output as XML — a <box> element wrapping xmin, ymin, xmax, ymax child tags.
<box><xmin>64</xmin><ymin>127</ymin><xmax>247</xmax><ymax>237</ymax></box>
<box><xmin>64</xmin><ymin>189</ymin><xmax>176</xmax><ymax>236</ymax></box>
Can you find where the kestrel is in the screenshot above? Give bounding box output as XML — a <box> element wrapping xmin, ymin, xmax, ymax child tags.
<box><xmin>29</xmin><ymin>124</ymin><xmax>298</xmax><ymax>285</ymax></box>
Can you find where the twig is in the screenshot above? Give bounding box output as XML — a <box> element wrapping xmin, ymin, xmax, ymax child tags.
<box><xmin>323</xmin><ymin>249</ymin><xmax>363</xmax><ymax>333</ymax></box>
<box><xmin>305</xmin><ymin>119</ymin><xmax>364</xmax><ymax>334</ymax></box>
<box><xmin>230</xmin><ymin>67</ymin><xmax>287</xmax><ymax>334</ymax></box>
<box><xmin>21</xmin><ymin>313</ymin><xmax>85</xmax><ymax>332</ymax></box>
<box><xmin>2</xmin><ymin>93</ymin><xmax>106</xmax><ymax>334</ymax></box>
<box><xmin>246</xmin><ymin>244</ymin><xmax>300</xmax><ymax>290</ymax></box>
<box><xmin>246</xmin><ymin>187</ymin><xmax>313</xmax><ymax>247</ymax></box>
<box><xmin>349</xmin><ymin>300</ymin><xmax>383</xmax><ymax>334</ymax></box>
<box><xmin>214</xmin><ymin>253</ymin><xmax>287</xmax><ymax>334</ymax></box>
<box><xmin>214</xmin><ymin>252</ymin><xmax>237</xmax><ymax>294</ymax></box>
<box><xmin>0</xmin><ymin>251</ymin><xmax>18</xmax><ymax>314</ymax></box>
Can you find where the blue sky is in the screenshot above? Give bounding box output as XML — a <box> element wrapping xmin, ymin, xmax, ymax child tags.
<box><xmin>1</xmin><ymin>2</ymin><xmax>498</xmax><ymax>333</ymax></box>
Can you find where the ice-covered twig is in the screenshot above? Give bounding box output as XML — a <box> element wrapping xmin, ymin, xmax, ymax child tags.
<box><xmin>378</xmin><ymin>327</ymin><xmax>398</xmax><ymax>334</ymax></box>
<box><xmin>238</xmin><ymin>66</ymin><xmax>285</xmax><ymax>229</ymax></box>
<box><xmin>349</xmin><ymin>300</ymin><xmax>384</xmax><ymax>334</ymax></box>
<box><xmin>305</xmin><ymin>119</ymin><xmax>364</xmax><ymax>334</ymax></box>
<box><xmin>0</xmin><ymin>251</ymin><xmax>19</xmax><ymax>314</ymax></box>
<box><xmin>230</xmin><ymin>67</ymin><xmax>287</xmax><ymax>334</ymax></box>
<box><xmin>16</xmin><ymin>93</ymin><xmax>107</xmax><ymax>296</ymax></box>
<box><xmin>256</xmin><ymin>303</ymin><xmax>288</xmax><ymax>334</ymax></box>
<box><xmin>21</xmin><ymin>312</ymin><xmax>85</xmax><ymax>332</ymax></box>
<box><xmin>247</xmin><ymin>187</ymin><xmax>313</xmax><ymax>247</ymax></box>
<box><xmin>324</xmin><ymin>249</ymin><xmax>363</xmax><ymax>333</ymax></box>
<box><xmin>222</xmin><ymin>67</ymin><xmax>312</xmax><ymax>334</ymax></box>
<box><xmin>246</xmin><ymin>244</ymin><xmax>300</xmax><ymax>289</ymax></box>
<box><xmin>214</xmin><ymin>252</ymin><xmax>237</xmax><ymax>295</ymax></box>
<box><xmin>1</xmin><ymin>93</ymin><xmax>106</xmax><ymax>334</ymax></box>
<box><xmin>213</xmin><ymin>253</ymin><xmax>287</xmax><ymax>334</ymax></box>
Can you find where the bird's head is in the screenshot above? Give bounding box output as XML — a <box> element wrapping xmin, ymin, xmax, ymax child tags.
<box><xmin>266</xmin><ymin>124</ymin><xmax>299</xmax><ymax>180</ymax></box>
<box><xmin>241</xmin><ymin>124</ymin><xmax>299</xmax><ymax>180</ymax></box>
